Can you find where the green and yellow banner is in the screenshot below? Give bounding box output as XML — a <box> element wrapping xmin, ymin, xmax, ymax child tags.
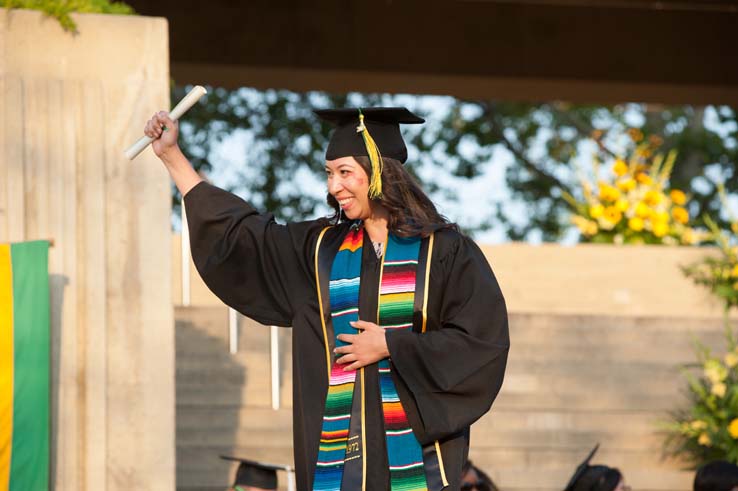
<box><xmin>0</xmin><ymin>241</ymin><xmax>50</xmax><ymax>491</ymax></box>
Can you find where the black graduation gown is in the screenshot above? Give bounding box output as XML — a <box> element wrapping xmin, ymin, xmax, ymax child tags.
<box><xmin>184</xmin><ymin>182</ymin><xmax>510</xmax><ymax>491</ymax></box>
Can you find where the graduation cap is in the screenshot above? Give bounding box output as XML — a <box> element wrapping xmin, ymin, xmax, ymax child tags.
<box><xmin>563</xmin><ymin>444</ymin><xmax>624</xmax><ymax>491</ymax></box>
<box><xmin>564</xmin><ymin>444</ymin><xmax>601</xmax><ymax>491</ymax></box>
<box><xmin>314</xmin><ymin>107</ymin><xmax>425</xmax><ymax>199</ymax></box>
<box><xmin>220</xmin><ymin>455</ymin><xmax>294</xmax><ymax>491</ymax></box>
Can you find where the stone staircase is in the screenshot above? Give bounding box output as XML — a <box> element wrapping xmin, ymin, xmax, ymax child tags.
<box><xmin>175</xmin><ymin>307</ymin><xmax>726</xmax><ymax>491</ymax></box>
<box><xmin>175</xmin><ymin>306</ymin><xmax>294</xmax><ymax>490</ymax></box>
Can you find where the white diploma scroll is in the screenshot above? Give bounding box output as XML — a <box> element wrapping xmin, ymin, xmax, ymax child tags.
<box><xmin>124</xmin><ymin>85</ymin><xmax>207</xmax><ymax>160</ymax></box>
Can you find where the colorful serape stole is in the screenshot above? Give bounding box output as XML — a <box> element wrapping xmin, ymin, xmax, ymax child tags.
<box><xmin>378</xmin><ymin>235</ymin><xmax>428</xmax><ymax>491</ymax></box>
<box><xmin>313</xmin><ymin>228</ymin><xmax>428</xmax><ymax>491</ymax></box>
<box><xmin>314</xmin><ymin>228</ymin><xmax>364</xmax><ymax>491</ymax></box>
<box><xmin>0</xmin><ymin>241</ymin><xmax>50</xmax><ymax>491</ymax></box>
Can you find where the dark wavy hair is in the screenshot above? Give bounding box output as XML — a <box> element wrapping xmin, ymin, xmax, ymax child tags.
<box><xmin>326</xmin><ymin>156</ymin><xmax>456</xmax><ymax>237</ymax></box>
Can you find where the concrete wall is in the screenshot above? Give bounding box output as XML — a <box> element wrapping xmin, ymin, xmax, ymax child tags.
<box><xmin>172</xmin><ymin>234</ymin><xmax>728</xmax><ymax>318</ymax></box>
<box><xmin>1</xmin><ymin>9</ymin><xmax>174</xmax><ymax>491</ymax></box>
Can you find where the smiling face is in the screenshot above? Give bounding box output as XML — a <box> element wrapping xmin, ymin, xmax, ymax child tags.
<box><xmin>325</xmin><ymin>156</ymin><xmax>373</xmax><ymax>220</ymax></box>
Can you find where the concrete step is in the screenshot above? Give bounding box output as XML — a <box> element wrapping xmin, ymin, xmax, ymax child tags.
<box><xmin>468</xmin><ymin>445</ymin><xmax>688</xmax><ymax>472</ymax></box>
<box><xmin>177</xmin><ymin>427</ymin><xmax>294</xmax><ymax>447</ymax></box>
<box><xmin>494</xmin><ymin>385</ymin><xmax>686</xmax><ymax>411</ymax></box>
<box><xmin>175</xmin><ymin>305</ymin><xmax>290</xmax><ymax>343</ymax></box>
<box><xmin>509</xmin><ymin>312</ymin><xmax>725</xmax><ymax>333</ymax></box>
<box><xmin>177</xmin><ymin>445</ymin><xmax>294</xmax><ymax>469</ymax></box>
<box><xmin>477</xmin><ymin>409</ymin><xmax>666</xmax><ymax>440</ymax></box>
<box><xmin>177</xmin><ymin>386</ymin><xmax>291</xmax><ymax>408</ymax></box>
<box><xmin>177</xmin><ymin>406</ymin><xmax>292</xmax><ymax>430</ymax></box>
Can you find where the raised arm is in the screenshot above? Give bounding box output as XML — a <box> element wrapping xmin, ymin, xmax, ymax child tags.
<box><xmin>143</xmin><ymin>111</ymin><xmax>202</xmax><ymax>197</ymax></box>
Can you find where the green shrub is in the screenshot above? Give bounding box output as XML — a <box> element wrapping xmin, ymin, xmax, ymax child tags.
<box><xmin>1</xmin><ymin>0</ymin><xmax>135</xmax><ymax>33</ymax></box>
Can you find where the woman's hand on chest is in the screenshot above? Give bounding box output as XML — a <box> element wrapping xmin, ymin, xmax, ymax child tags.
<box><xmin>334</xmin><ymin>320</ymin><xmax>390</xmax><ymax>371</ymax></box>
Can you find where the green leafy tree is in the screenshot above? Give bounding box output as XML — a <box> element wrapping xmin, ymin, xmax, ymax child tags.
<box><xmin>174</xmin><ymin>84</ymin><xmax>737</xmax><ymax>241</ymax></box>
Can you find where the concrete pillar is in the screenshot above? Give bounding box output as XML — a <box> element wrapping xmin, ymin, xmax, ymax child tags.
<box><xmin>0</xmin><ymin>9</ymin><xmax>174</xmax><ymax>490</ymax></box>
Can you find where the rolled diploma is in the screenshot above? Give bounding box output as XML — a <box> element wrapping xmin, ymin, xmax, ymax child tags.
<box><xmin>124</xmin><ymin>85</ymin><xmax>208</xmax><ymax>160</ymax></box>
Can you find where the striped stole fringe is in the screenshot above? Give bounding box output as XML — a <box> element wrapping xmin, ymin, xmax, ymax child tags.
<box><xmin>313</xmin><ymin>228</ymin><xmax>363</xmax><ymax>491</ymax></box>
<box><xmin>379</xmin><ymin>235</ymin><xmax>428</xmax><ymax>491</ymax></box>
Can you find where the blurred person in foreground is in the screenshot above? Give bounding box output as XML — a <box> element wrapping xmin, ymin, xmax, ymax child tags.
<box><xmin>564</xmin><ymin>444</ymin><xmax>629</xmax><ymax>491</ymax></box>
<box><xmin>460</xmin><ymin>460</ymin><xmax>499</xmax><ymax>491</ymax></box>
<box><xmin>694</xmin><ymin>461</ymin><xmax>738</xmax><ymax>491</ymax></box>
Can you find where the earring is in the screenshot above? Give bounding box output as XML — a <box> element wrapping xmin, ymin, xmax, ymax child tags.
<box><xmin>335</xmin><ymin>208</ymin><xmax>343</xmax><ymax>225</ymax></box>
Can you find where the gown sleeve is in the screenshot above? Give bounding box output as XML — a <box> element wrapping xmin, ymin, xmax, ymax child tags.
<box><xmin>183</xmin><ymin>181</ymin><xmax>324</xmax><ymax>327</ymax></box>
<box><xmin>385</xmin><ymin>232</ymin><xmax>510</xmax><ymax>444</ymax></box>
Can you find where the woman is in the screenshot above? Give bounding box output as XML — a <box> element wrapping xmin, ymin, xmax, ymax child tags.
<box><xmin>145</xmin><ymin>106</ymin><xmax>509</xmax><ymax>491</ymax></box>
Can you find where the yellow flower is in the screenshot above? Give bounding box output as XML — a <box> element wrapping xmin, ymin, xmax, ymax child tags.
<box><xmin>731</xmin><ymin>264</ymin><xmax>738</xmax><ymax>277</ymax></box>
<box><xmin>628</xmin><ymin>217</ymin><xmax>644</xmax><ymax>232</ymax></box>
<box><xmin>615</xmin><ymin>199</ymin><xmax>629</xmax><ymax>212</ymax></box>
<box><xmin>652</xmin><ymin>210</ymin><xmax>669</xmax><ymax>223</ymax></box>
<box><xmin>628</xmin><ymin>128</ymin><xmax>644</xmax><ymax>142</ymax></box>
<box><xmin>698</xmin><ymin>432</ymin><xmax>712</xmax><ymax>446</ymax></box>
<box><xmin>636</xmin><ymin>147</ymin><xmax>653</xmax><ymax>159</ymax></box>
<box><xmin>603</xmin><ymin>207</ymin><xmax>622</xmax><ymax>224</ymax></box>
<box><xmin>725</xmin><ymin>352</ymin><xmax>738</xmax><ymax>368</ymax></box>
<box><xmin>705</xmin><ymin>359</ymin><xmax>728</xmax><ymax>384</ymax></box>
<box><xmin>617</xmin><ymin>178</ymin><xmax>637</xmax><ymax>192</ymax></box>
<box><xmin>672</xmin><ymin>207</ymin><xmax>689</xmax><ymax>224</ymax></box>
<box><xmin>573</xmin><ymin>216</ymin><xmax>598</xmax><ymax>236</ymax></box>
<box><xmin>649</xmin><ymin>134</ymin><xmax>664</xmax><ymax>147</ymax></box>
<box><xmin>635</xmin><ymin>202</ymin><xmax>652</xmax><ymax>219</ymax></box>
<box><xmin>636</xmin><ymin>172</ymin><xmax>653</xmax><ymax>185</ymax></box>
<box><xmin>590</xmin><ymin>204</ymin><xmax>605</xmax><ymax>219</ymax></box>
<box><xmin>732</xmin><ymin>222</ymin><xmax>738</xmax><ymax>235</ymax></box>
<box><xmin>670</xmin><ymin>189</ymin><xmax>687</xmax><ymax>206</ymax></box>
<box><xmin>652</xmin><ymin>221</ymin><xmax>669</xmax><ymax>238</ymax></box>
<box><xmin>681</xmin><ymin>228</ymin><xmax>698</xmax><ymax>245</ymax></box>
<box><xmin>712</xmin><ymin>382</ymin><xmax>727</xmax><ymax>398</ymax></box>
<box><xmin>598</xmin><ymin>183</ymin><xmax>621</xmax><ymax>202</ymax></box>
<box><xmin>644</xmin><ymin>190</ymin><xmax>664</xmax><ymax>206</ymax></box>
<box><xmin>613</xmin><ymin>159</ymin><xmax>628</xmax><ymax>177</ymax></box>
<box><xmin>730</xmin><ymin>419</ymin><xmax>738</xmax><ymax>439</ymax></box>
<box><xmin>691</xmin><ymin>420</ymin><xmax>708</xmax><ymax>431</ymax></box>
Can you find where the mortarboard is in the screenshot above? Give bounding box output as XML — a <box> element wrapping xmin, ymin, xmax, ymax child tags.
<box><xmin>314</xmin><ymin>107</ymin><xmax>425</xmax><ymax>198</ymax></box>
<box><xmin>564</xmin><ymin>444</ymin><xmax>600</xmax><ymax>491</ymax></box>
<box><xmin>220</xmin><ymin>455</ymin><xmax>294</xmax><ymax>490</ymax></box>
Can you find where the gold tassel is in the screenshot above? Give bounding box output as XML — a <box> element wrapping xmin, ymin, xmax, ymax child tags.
<box><xmin>356</xmin><ymin>112</ymin><xmax>383</xmax><ymax>199</ymax></box>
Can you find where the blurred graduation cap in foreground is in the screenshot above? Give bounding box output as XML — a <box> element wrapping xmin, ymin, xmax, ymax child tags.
<box><xmin>220</xmin><ymin>455</ymin><xmax>295</xmax><ymax>491</ymax></box>
<box><xmin>563</xmin><ymin>444</ymin><xmax>625</xmax><ymax>491</ymax></box>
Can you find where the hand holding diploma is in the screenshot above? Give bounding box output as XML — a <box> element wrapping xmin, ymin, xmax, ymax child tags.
<box><xmin>137</xmin><ymin>88</ymin><xmax>207</xmax><ymax>197</ymax></box>
<box><xmin>124</xmin><ymin>85</ymin><xmax>206</xmax><ymax>160</ymax></box>
<box><xmin>143</xmin><ymin>111</ymin><xmax>180</xmax><ymax>159</ymax></box>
